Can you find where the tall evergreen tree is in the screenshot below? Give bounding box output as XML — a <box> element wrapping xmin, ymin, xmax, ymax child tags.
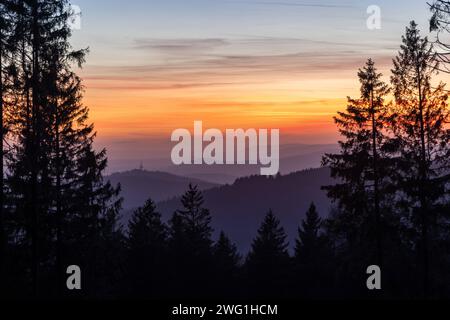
<box><xmin>322</xmin><ymin>58</ymin><xmax>392</xmax><ymax>268</ymax></box>
<box><xmin>3</xmin><ymin>0</ymin><xmax>123</xmax><ymax>297</ymax></box>
<box><xmin>321</xmin><ymin>58</ymin><xmax>399</xmax><ymax>297</ymax></box>
<box><xmin>390</xmin><ymin>21</ymin><xmax>450</xmax><ymax>297</ymax></box>
<box><xmin>295</xmin><ymin>203</ymin><xmax>323</xmax><ymax>262</ymax></box>
<box><xmin>294</xmin><ymin>203</ymin><xmax>333</xmax><ymax>298</ymax></box>
<box><xmin>127</xmin><ymin>198</ymin><xmax>167</xmax><ymax>297</ymax></box>
<box><xmin>168</xmin><ymin>184</ymin><xmax>214</xmax><ymax>297</ymax></box>
<box><xmin>214</xmin><ymin>231</ymin><xmax>240</xmax><ymax>273</ymax></box>
<box><xmin>213</xmin><ymin>231</ymin><xmax>241</xmax><ymax>297</ymax></box>
<box><xmin>246</xmin><ymin>210</ymin><xmax>289</xmax><ymax>298</ymax></box>
<box><xmin>176</xmin><ymin>183</ymin><xmax>213</xmax><ymax>254</ymax></box>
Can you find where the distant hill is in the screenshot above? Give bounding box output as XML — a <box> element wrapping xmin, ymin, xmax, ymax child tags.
<box><xmin>105</xmin><ymin>143</ymin><xmax>339</xmax><ymax>184</ymax></box>
<box><xmin>106</xmin><ymin>169</ymin><xmax>219</xmax><ymax>210</ymax></box>
<box><xmin>156</xmin><ymin>167</ymin><xmax>335</xmax><ymax>254</ymax></box>
<box><xmin>182</xmin><ymin>173</ymin><xmax>238</xmax><ymax>185</ymax></box>
<box><xmin>277</xmin><ymin>144</ymin><xmax>340</xmax><ymax>174</ymax></box>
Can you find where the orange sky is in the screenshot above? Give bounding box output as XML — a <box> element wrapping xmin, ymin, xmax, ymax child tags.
<box><xmin>70</xmin><ymin>0</ymin><xmax>439</xmax><ymax>172</ymax></box>
<box><xmin>81</xmin><ymin>63</ymin><xmax>368</xmax><ymax>145</ymax></box>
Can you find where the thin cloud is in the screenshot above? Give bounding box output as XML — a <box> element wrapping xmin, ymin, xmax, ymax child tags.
<box><xmin>84</xmin><ymin>35</ymin><xmax>395</xmax><ymax>91</ymax></box>
<box><xmin>132</xmin><ymin>36</ymin><xmax>395</xmax><ymax>57</ymax></box>
<box><xmin>83</xmin><ymin>81</ymin><xmax>238</xmax><ymax>91</ymax></box>
<box><xmin>133</xmin><ymin>38</ymin><xmax>228</xmax><ymax>55</ymax></box>
<box><xmin>84</xmin><ymin>52</ymin><xmax>393</xmax><ymax>91</ymax></box>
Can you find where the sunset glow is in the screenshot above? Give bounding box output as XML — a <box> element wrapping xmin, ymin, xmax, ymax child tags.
<box><xmin>69</xmin><ymin>0</ymin><xmax>435</xmax><ymax>171</ymax></box>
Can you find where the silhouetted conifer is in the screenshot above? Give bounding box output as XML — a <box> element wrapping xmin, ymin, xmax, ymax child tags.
<box><xmin>246</xmin><ymin>210</ymin><xmax>289</xmax><ymax>298</ymax></box>
<box><xmin>294</xmin><ymin>203</ymin><xmax>334</xmax><ymax>298</ymax></box>
<box><xmin>390</xmin><ymin>21</ymin><xmax>450</xmax><ymax>297</ymax></box>
<box><xmin>127</xmin><ymin>198</ymin><xmax>168</xmax><ymax>297</ymax></box>
<box><xmin>168</xmin><ymin>184</ymin><xmax>214</xmax><ymax>297</ymax></box>
<box><xmin>295</xmin><ymin>203</ymin><xmax>323</xmax><ymax>262</ymax></box>
<box><xmin>322</xmin><ymin>58</ymin><xmax>395</xmax><ymax>296</ymax></box>
<box><xmin>213</xmin><ymin>231</ymin><xmax>241</xmax><ymax>297</ymax></box>
<box><xmin>322</xmin><ymin>58</ymin><xmax>392</xmax><ymax>257</ymax></box>
<box><xmin>2</xmin><ymin>0</ymin><xmax>123</xmax><ymax>298</ymax></box>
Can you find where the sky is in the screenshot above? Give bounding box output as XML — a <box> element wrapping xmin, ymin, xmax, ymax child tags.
<box><xmin>68</xmin><ymin>0</ymin><xmax>439</xmax><ymax>172</ymax></box>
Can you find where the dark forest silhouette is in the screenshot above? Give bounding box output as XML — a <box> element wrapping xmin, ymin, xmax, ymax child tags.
<box><xmin>1</xmin><ymin>0</ymin><xmax>450</xmax><ymax>300</ymax></box>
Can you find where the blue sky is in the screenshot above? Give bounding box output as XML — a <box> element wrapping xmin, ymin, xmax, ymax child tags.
<box><xmin>71</xmin><ymin>0</ymin><xmax>430</xmax><ymax>66</ymax></box>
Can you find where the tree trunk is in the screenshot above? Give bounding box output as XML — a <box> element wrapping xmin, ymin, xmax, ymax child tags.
<box><xmin>0</xmin><ymin>18</ymin><xmax>5</xmax><ymax>297</ymax></box>
<box><xmin>31</xmin><ymin>0</ymin><xmax>40</xmax><ymax>297</ymax></box>
<box><xmin>417</xmin><ymin>66</ymin><xmax>429</xmax><ymax>298</ymax></box>
<box><xmin>55</xmin><ymin>101</ymin><xmax>62</xmax><ymax>296</ymax></box>
<box><xmin>370</xmin><ymin>90</ymin><xmax>382</xmax><ymax>270</ymax></box>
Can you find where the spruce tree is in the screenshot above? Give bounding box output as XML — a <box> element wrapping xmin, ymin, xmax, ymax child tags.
<box><xmin>390</xmin><ymin>21</ymin><xmax>450</xmax><ymax>296</ymax></box>
<box><xmin>246</xmin><ymin>210</ymin><xmax>289</xmax><ymax>297</ymax></box>
<box><xmin>168</xmin><ymin>184</ymin><xmax>214</xmax><ymax>297</ymax></box>
<box><xmin>3</xmin><ymin>0</ymin><xmax>123</xmax><ymax>297</ymax></box>
<box><xmin>295</xmin><ymin>203</ymin><xmax>323</xmax><ymax>262</ymax></box>
<box><xmin>127</xmin><ymin>198</ymin><xmax>167</xmax><ymax>297</ymax></box>
<box><xmin>128</xmin><ymin>198</ymin><xmax>167</xmax><ymax>256</ymax></box>
<box><xmin>176</xmin><ymin>183</ymin><xmax>213</xmax><ymax>256</ymax></box>
<box><xmin>213</xmin><ymin>231</ymin><xmax>241</xmax><ymax>296</ymax></box>
<box><xmin>294</xmin><ymin>203</ymin><xmax>333</xmax><ymax>298</ymax></box>
<box><xmin>214</xmin><ymin>231</ymin><xmax>240</xmax><ymax>274</ymax></box>
<box><xmin>322</xmin><ymin>58</ymin><xmax>392</xmax><ymax>267</ymax></box>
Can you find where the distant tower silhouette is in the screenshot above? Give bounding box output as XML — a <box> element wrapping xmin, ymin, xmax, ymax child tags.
<box><xmin>139</xmin><ymin>161</ymin><xmax>144</xmax><ymax>171</ymax></box>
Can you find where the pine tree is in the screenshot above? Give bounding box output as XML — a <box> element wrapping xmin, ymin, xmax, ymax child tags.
<box><xmin>322</xmin><ymin>58</ymin><xmax>392</xmax><ymax>267</ymax></box>
<box><xmin>246</xmin><ymin>210</ymin><xmax>289</xmax><ymax>297</ymax></box>
<box><xmin>168</xmin><ymin>211</ymin><xmax>186</xmax><ymax>257</ymax></box>
<box><xmin>294</xmin><ymin>203</ymin><xmax>333</xmax><ymax>298</ymax></box>
<box><xmin>295</xmin><ymin>203</ymin><xmax>322</xmax><ymax>262</ymax></box>
<box><xmin>127</xmin><ymin>198</ymin><xmax>167</xmax><ymax>297</ymax></box>
<box><xmin>168</xmin><ymin>184</ymin><xmax>214</xmax><ymax>297</ymax></box>
<box><xmin>3</xmin><ymin>0</ymin><xmax>124</xmax><ymax>297</ymax></box>
<box><xmin>213</xmin><ymin>231</ymin><xmax>241</xmax><ymax>296</ymax></box>
<box><xmin>64</xmin><ymin>137</ymin><xmax>124</xmax><ymax>298</ymax></box>
<box><xmin>128</xmin><ymin>198</ymin><xmax>167</xmax><ymax>255</ymax></box>
<box><xmin>390</xmin><ymin>21</ymin><xmax>450</xmax><ymax>297</ymax></box>
<box><xmin>214</xmin><ymin>231</ymin><xmax>240</xmax><ymax>273</ymax></box>
<box><xmin>176</xmin><ymin>183</ymin><xmax>213</xmax><ymax>255</ymax></box>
